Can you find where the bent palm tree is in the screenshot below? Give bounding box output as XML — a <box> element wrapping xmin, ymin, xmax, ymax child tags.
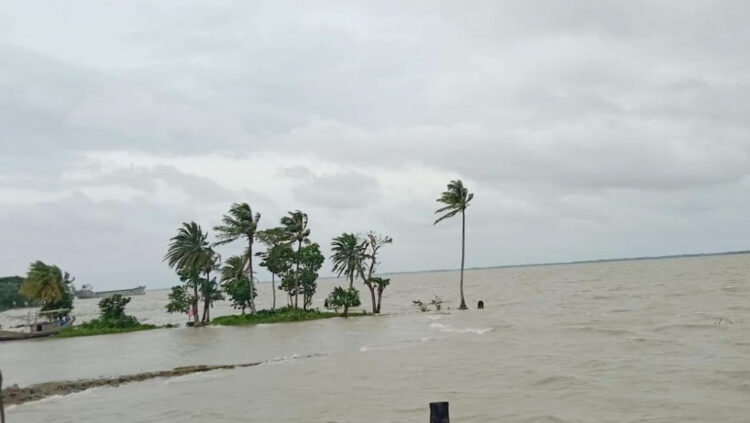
<box><xmin>434</xmin><ymin>180</ymin><xmax>474</xmax><ymax>310</ymax></box>
<box><xmin>164</xmin><ymin>222</ymin><xmax>213</xmax><ymax>324</ymax></box>
<box><xmin>214</xmin><ymin>203</ymin><xmax>261</xmax><ymax>314</ymax></box>
<box><xmin>281</xmin><ymin>210</ymin><xmax>310</xmax><ymax>309</ymax></box>
<box><xmin>331</xmin><ymin>233</ymin><xmax>366</xmax><ymax>316</ymax></box>
<box><xmin>20</xmin><ymin>261</ymin><xmax>74</xmax><ymax>308</ymax></box>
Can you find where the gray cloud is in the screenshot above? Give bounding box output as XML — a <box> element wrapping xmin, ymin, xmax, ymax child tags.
<box><xmin>2</xmin><ymin>1</ymin><xmax>750</xmax><ymax>288</ymax></box>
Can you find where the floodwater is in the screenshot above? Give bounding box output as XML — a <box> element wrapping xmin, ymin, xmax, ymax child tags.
<box><xmin>1</xmin><ymin>254</ymin><xmax>749</xmax><ymax>422</ymax></box>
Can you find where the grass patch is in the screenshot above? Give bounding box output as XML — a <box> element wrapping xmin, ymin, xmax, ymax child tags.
<box><xmin>56</xmin><ymin>316</ymin><xmax>159</xmax><ymax>338</ymax></box>
<box><xmin>212</xmin><ymin>307</ymin><xmax>365</xmax><ymax>326</ymax></box>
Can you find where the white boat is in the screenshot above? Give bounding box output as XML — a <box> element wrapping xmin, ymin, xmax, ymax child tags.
<box><xmin>0</xmin><ymin>309</ymin><xmax>75</xmax><ymax>341</ymax></box>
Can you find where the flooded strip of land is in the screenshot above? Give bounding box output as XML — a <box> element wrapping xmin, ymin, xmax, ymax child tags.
<box><xmin>3</xmin><ymin>354</ymin><xmax>324</xmax><ymax>406</ymax></box>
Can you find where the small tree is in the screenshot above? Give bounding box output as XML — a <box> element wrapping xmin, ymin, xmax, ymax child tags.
<box><xmin>166</xmin><ymin>285</ymin><xmax>191</xmax><ymax>314</ymax></box>
<box><xmin>360</xmin><ymin>232</ymin><xmax>392</xmax><ymax>313</ymax></box>
<box><xmin>298</xmin><ymin>243</ymin><xmax>324</xmax><ymax>310</ymax></box>
<box><xmin>370</xmin><ymin>276</ymin><xmax>390</xmax><ymax>313</ymax></box>
<box><xmin>257</xmin><ymin>228</ymin><xmax>293</xmax><ymax>311</ymax></box>
<box><xmin>220</xmin><ymin>255</ymin><xmax>256</xmax><ymax>315</ymax></box>
<box><xmin>99</xmin><ymin>294</ymin><xmax>131</xmax><ymax>320</ymax></box>
<box><xmin>327</xmin><ymin>286</ymin><xmax>361</xmax><ymax>317</ymax></box>
<box><xmin>96</xmin><ymin>294</ymin><xmax>139</xmax><ymax>327</ymax></box>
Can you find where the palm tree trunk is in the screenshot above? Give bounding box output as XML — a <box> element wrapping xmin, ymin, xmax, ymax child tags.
<box><xmin>192</xmin><ymin>283</ymin><xmax>199</xmax><ymax>325</ymax></box>
<box><xmin>368</xmin><ymin>284</ymin><xmax>376</xmax><ymax>314</ymax></box>
<box><xmin>459</xmin><ymin>210</ymin><xmax>467</xmax><ymax>310</ymax></box>
<box><xmin>376</xmin><ymin>287</ymin><xmax>383</xmax><ymax>313</ymax></box>
<box><xmin>271</xmin><ymin>273</ymin><xmax>276</xmax><ymax>311</ymax></box>
<box><xmin>294</xmin><ymin>239</ymin><xmax>301</xmax><ymax>309</ymax></box>
<box><xmin>248</xmin><ymin>239</ymin><xmax>256</xmax><ymax>314</ymax></box>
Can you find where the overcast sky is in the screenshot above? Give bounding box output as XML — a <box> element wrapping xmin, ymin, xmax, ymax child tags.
<box><xmin>2</xmin><ymin>1</ymin><xmax>750</xmax><ymax>289</ymax></box>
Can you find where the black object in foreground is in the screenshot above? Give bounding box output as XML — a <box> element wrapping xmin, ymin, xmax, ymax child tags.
<box><xmin>430</xmin><ymin>401</ymin><xmax>449</xmax><ymax>423</ymax></box>
<box><xmin>1</xmin><ymin>369</ymin><xmax>5</xmax><ymax>423</ymax></box>
<box><xmin>477</xmin><ymin>300</ymin><xmax>484</xmax><ymax>309</ymax></box>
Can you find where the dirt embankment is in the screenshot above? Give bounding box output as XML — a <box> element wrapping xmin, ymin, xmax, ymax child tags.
<box><xmin>3</xmin><ymin>362</ymin><xmax>261</xmax><ymax>406</ymax></box>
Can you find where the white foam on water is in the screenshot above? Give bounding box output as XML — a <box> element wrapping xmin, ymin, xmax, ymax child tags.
<box><xmin>429</xmin><ymin>322</ymin><xmax>493</xmax><ymax>335</ymax></box>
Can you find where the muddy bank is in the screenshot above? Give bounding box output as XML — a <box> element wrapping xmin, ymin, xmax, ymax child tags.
<box><xmin>2</xmin><ymin>358</ymin><xmax>294</xmax><ymax>406</ymax></box>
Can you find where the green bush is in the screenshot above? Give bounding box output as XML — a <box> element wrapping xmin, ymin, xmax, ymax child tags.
<box><xmin>212</xmin><ymin>307</ymin><xmax>352</xmax><ymax>326</ymax></box>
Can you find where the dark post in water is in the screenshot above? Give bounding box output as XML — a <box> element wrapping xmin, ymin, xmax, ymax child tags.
<box><xmin>430</xmin><ymin>401</ymin><xmax>449</xmax><ymax>423</ymax></box>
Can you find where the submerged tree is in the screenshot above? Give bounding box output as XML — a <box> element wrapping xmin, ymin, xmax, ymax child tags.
<box><xmin>164</xmin><ymin>222</ymin><xmax>214</xmax><ymax>325</ymax></box>
<box><xmin>220</xmin><ymin>255</ymin><xmax>256</xmax><ymax>315</ymax></box>
<box><xmin>256</xmin><ymin>227</ymin><xmax>290</xmax><ymax>311</ymax></box>
<box><xmin>19</xmin><ymin>261</ymin><xmax>75</xmax><ymax>315</ymax></box>
<box><xmin>434</xmin><ymin>180</ymin><xmax>473</xmax><ymax>310</ymax></box>
<box><xmin>327</xmin><ymin>286</ymin><xmax>361</xmax><ymax>317</ymax></box>
<box><xmin>330</xmin><ymin>233</ymin><xmax>365</xmax><ymax>317</ymax></box>
<box><xmin>214</xmin><ymin>203</ymin><xmax>261</xmax><ymax>314</ymax></box>
<box><xmin>281</xmin><ymin>210</ymin><xmax>311</xmax><ymax>309</ymax></box>
<box><xmin>360</xmin><ymin>232</ymin><xmax>393</xmax><ymax>313</ymax></box>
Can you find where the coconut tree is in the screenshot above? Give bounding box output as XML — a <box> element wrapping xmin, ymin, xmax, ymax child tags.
<box><xmin>19</xmin><ymin>261</ymin><xmax>75</xmax><ymax>314</ymax></box>
<box><xmin>214</xmin><ymin>203</ymin><xmax>261</xmax><ymax>314</ymax></box>
<box><xmin>281</xmin><ymin>210</ymin><xmax>311</xmax><ymax>309</ymax></box>
<box><xmin>164</xmin><ymin>222</ymin><xmax>213</xmax><ymax>324</ymax></box>
<box><xmin>434</xmin><ymin>179</ymin><xmax>474</xmax><ymax>310</ymax></box>
<box><xmin>330</xmin><ymin>233</ymin><xmax>366</xmax><ymax>317</ymax></box>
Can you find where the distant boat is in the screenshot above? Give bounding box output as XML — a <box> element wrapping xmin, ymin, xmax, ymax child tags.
<box><xmin>0</xmin><ymin>309</ymin><xmax>75</xmax><ymax>341</ymax></box>
<box><xmin>75</xmin><ymin>284</ymin><xmax>146</xmax><ymax>299</ymax></box>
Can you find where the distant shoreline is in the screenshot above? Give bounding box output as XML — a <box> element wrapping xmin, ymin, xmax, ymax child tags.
<box><xmin>383</xmin><ymin>249</ymin><xmax>750</xmax><ymax>276</ymax></box>
<box><xmin>66</xmin><ymin>249</ymin><xmax>750</xmax><ymax>292</ymax></box>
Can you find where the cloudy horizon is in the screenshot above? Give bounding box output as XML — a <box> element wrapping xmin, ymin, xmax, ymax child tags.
<box><xmin>2</xmin><ymin>1</ymin><xmax>750</xmax><ymax>289</ymax></box>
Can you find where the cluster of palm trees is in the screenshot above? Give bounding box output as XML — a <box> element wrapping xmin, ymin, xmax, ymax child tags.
<box><xmin>164</xmin><ymin>205</ymin><xmax>326</xmax><ymax>323</ymax></box>
<box><xmin>163</xmin><ymin>178</ymin><xmax>473</xmax><ymax>325</ymax></box>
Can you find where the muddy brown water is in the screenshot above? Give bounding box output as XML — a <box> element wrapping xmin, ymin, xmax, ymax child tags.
<box><xmin>1</xmin><ymin>254</ymin><xmax>748</xmax><ymax>422</ymax></box>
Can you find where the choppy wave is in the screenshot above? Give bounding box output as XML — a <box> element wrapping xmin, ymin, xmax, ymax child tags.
<box><xmin>429</xmin><ymin>322</ymin><xmax>493</xmax><ymax>335</ymax></box>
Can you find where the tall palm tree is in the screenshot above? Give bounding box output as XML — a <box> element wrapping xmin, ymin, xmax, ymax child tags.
<box><xmin>256</xmin><ymin>227</ymin><xmax>287</xmax><ymax>311</ymax></box>
<box><xmin>434</xmin><ymin>179</ymin><xmax>474</xmax><ymax>310</ymax></box>
<box><xmin>330</xmin><ymin>233</ymin><xmax>366</xmax><ymax>316</ymax></box>
<box><xmin>281</xmin><ymin>210</ymin><xmax>310</xmax><ymax>309</ymax></box>
<box><xmin>214</xmin><ymin>203</ymin><xmax>261</xmax><ymax>314</ymax></box>
<box><xmin>164</xmin><ymin>222</ymin><xmax>213</xmax><ymax>324</ymax></box>
<box><xmin>20</xmin><ymin>261</ymin><xmax>74</xmax><ymax>309</ymax></box>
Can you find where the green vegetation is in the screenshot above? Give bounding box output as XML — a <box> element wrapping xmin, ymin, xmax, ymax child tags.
<box><xmin>19</xmin><ymin>261</ymin><xmax>75</xmax><ymax>316</ymax></box>
<box><xmin>360</xmin><ymin>232</ymin><xmax>393</xmax><ymax>313</ymax></box>
<box><xmin>164</xmin><ymin>222</ymin><xmax>221</xmax><ymax>324</ymax></box>
<box><xmin>434</xmin><ymin>179</ymin><xmax>474</xmax><ymax>310</ymax></box>
<box><xmin>326</xmin><ymin>286</ymin><xmax>361</xmax><ymax>317</ymax></box>
<box><xmin>0</xmin><ymin>276</ymin><xmax>33</xmax><ymax>312</ymax></box>
<box><xmin>164</xmin><ymin>203</ymin><xmax>396</xmax><ymax>325</ymax></box>
<box><xmin>214</xmin><ymin>203</ymin><xmax>261</xmax><ymax>313</ymax></box>
<box><xmin>281</xmin><ymin>210</ymin><xmax>311</xmax><ymax>309</ymax></box>
<box><xmin>329</xmin><ymin>232</ymin><xmax>365</xmax><ymax>317</ymax></box>
<box><xmin>212</xmin><ymin>307</ymin><xmax>360</xmax><ymax>326</ymax></box>
<box><xmin>58</xmin><ymin>294</ymin><xmax>157</xmax><ymax>338</ymax></box>
<box><xmin>256</xmin><ymin>227</ymin><xmax>291</xmax><ymax>311</ymax></box>
<box><xmin>220</xmin><ymin>255</ymin><xmax>256</xmax><ymax>314</ymax></box>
